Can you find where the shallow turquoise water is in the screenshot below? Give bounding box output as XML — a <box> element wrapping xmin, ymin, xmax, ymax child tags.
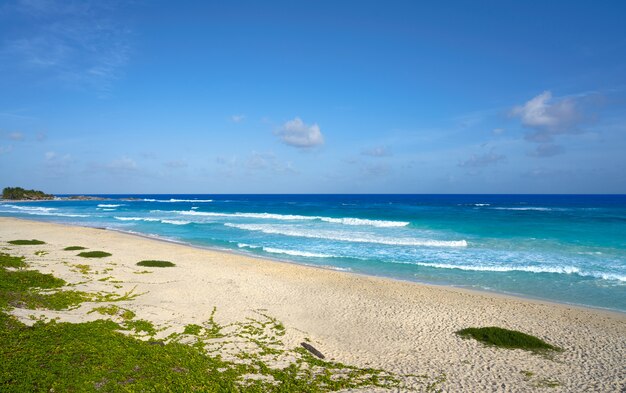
<box><xmin>1</xmin><ymin>194</ymin><xmax>624</xmax><ymax>312</ymax></box>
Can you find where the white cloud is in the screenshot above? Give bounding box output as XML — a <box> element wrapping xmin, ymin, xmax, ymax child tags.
<box><xmin>8</xmin><ymin>132</ymin><xmax>24</xmax><ymax>141</ymax></box>
<box><xmin>511</xmin><ymin>91</ymin><xmax>581</xmax><ymax>142</ymax></box>
<box><xmin>246</xmin><ymin>151</ymin><xmax>297</xmax><ymax>174</ymax></box>
<box><xmin>164</xmin><ymin>160</ymin><xmax>187</xmax><ymax>169</ymax></box>
<box><xmin>44</xmin><ymin>150</ymin><xmax>72</xmax><ymax>169</ymax></box>
<box><xmin>492</xmin><ymin>128</ymin><xmax>505</xmax><ymax>136</ymax></box>
<box><xmin>527</xmin><ymin>144</ymin><xmax>564</xmax><ymax>158</ymax></box>
<box><xmin>459</xmin><ymin>152</ymin><xmax>506</xmax><ymax>168</ymax></box>
<box><xmin>231</xmin><ymin>114</ymin><xmax>245</xmax><ymax>123</ymax></box>
<box><xmin>275</xmin><ymin>117</ymin><xmax>324</xmax><ymax>148</ymax></box>
<box><xmin>0</xmin><ymin>145</ymin><xmax>13</xmax><ymax>154</ymax></box>
<box><xmin>361</xmin><ymin>146</ymin><xmax>392</xmax><ymax>157</ymax></box>
<box><xmin>362</xmin><ymin>163</ymin><xmax>391</xmax><ymax>177</ymax></box>
<box><xmin>106</xmin><ymin>157</ymin><xmax>137</xmax><ymax>172</ymax></box>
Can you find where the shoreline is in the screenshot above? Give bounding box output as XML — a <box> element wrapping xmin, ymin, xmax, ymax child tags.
<box><xmin>1</xmin><ymin>216</ymin><xmax>625</xmax><ymax>391</ymax></box>
<box><xmin>4</xmin><ymin>215</ymin><xmax>625</xmax><ymax>317</ymax></box>
<box><xmin>103</xmin><ymin>222</ymin><xmax>626</xmax><ymax>317</ymax></box>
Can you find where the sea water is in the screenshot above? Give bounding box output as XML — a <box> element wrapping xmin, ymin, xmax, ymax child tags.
<box><xmin>1</xmin><ymin>194</ymin><xmax>624</xmax><ymax>312</ymax></box>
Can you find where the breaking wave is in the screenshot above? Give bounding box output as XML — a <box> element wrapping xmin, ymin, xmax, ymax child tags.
<box><xmin>114</xmin><ymin>216</ymin><xmax>190</xmax><ymax>225</ymax></box>
<box><xmin>413</xmin><ymin>262</ymin><xmax>626</xmax><ymax>282</ymax></box>
<box><xmin>225</xmin><ymin>223</ymin><xmax>467</xmax><ymax>247</ymax></box>
<box><xmin>0</xmin><ymin>204</ymin><xmax>88</xmax><ymax>217</ymax></box>
<box><xmin>262</xmin><ymin>247</ymin><xmax>333</xmax><ymax>258</ymax></box>
<box><xmin>176</xmin><ymin>210</ymin><xmax>408</xmax><ymax>227</ymax></box>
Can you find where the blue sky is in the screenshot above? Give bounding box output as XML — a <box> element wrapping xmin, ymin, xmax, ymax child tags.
<box><xmin>1</xmin><ymin>0</ymin><xmax>625</xmax><ymax>194</ymax></box>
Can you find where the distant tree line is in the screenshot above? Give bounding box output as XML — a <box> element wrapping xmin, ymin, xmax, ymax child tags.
<box><xmin>2</xmin><ymin>187</ymin><xmax>53</xmax><ymax>200</ymax></box>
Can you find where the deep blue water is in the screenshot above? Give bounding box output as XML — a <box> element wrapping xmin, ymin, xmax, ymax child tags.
<box><xmin>1</xmin><ymin>194</ymin><xmax>625</xmax><ymax>312</ymax></box>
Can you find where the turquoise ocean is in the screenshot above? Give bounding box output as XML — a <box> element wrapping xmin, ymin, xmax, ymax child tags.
<box><xmin>1</xmin><ymin>194</ymin><xmax>624</xmax><ymax>312</ymax></box>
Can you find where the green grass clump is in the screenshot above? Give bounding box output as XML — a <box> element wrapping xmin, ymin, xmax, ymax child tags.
<box><xmin>64</xmin><ymin>246</ymin><xmax>87</xmax><ymax>251</ymax></box>
<box><xmin>137</xmin><ymin>260</ymin><xmax>176</xmax><ymax>268</ymax></box>
<box><xmin>0</xmin><ymin>250</ymin><xmax>406</xmax><ymax>392</ymax></box>
<box><xmin>77</xmin><ymin>251</ymin><xmax>111</xmax><ymax>258</ymax></box>
<box><xmin>0</xmin><ymin>312</ymin><xmax>400</xmax><ymax>392</ymax></box>
<box><xmin>8</xmin><ymin>239</ymin><xmax>46</xmax><ymax>245</ymax></box>
<box><xmin>0</xmin><ymin>253</ymin><xmax>27</xmax><ymax>269</ymax></box>
<box><xmin>72</xmin><ymin>264</ymin><xmax>91</xmax><ymax>275</ymax></box>
<box><xmin>456</xmin><ymin>327</ymin><xmax>560</xmax><ymax>353</ymax></box>
<box><xmin>0</xmin><ymin>265</ymin><xmax>89</xmax><ymax>311</ymax></box>
<box><xmin>89</xmin><ymin>305</ymin><xmax>136</xmax><ymax>321</ymax></box>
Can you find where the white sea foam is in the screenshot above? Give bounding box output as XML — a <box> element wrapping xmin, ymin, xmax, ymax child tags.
<box><xmin>306</xmin><ymin>264</ymin><xmax>352</xmax><ymax>272</ymax></box>
<box><xmin>99</xmin><ymin>208</ymin><xmax>117</xmax><ymax>211</ymax></box>
<box><xmin>262</xmin><ymin>247</ymin><xmax>333</xmax><ymax>258</ymax></box>
<box><xmin>114</xmin><ymin>216</ymin><xmax>190</xmax><ymax>225</ymax></box>
<box><xmin>474</xmin><ymin>203</ymin><xmax>490</xmax><ymax>206</ymax></box>
<box><xmin>224</xmin><ymin>223</ymin><xmax>467</xmax><ymax>247</ymax></box>
<box><xmin>319</xmin><ymin>216</ymin><xmax>408</xmax><ymax>227</ymax></box>
<box><xmin>115</xmin><ymin>216</ymin><xmax>160</xmax><ymax>222</ymax></box>
<box><xmin>0</xmin><ymin>205</ymin><xmax>88</xmax><ymax>217</ymax></box>
<box><xmin>2</xmin><ymin>205</ymin><xmax>57</xmax><ymax>212</ymax></box>
<box><xmin>98</xmin><ymin>204</ymin><xmax>122</xmax><ymax>208</ymax></box>
<box><xmin>413</xmin><ymin>262</ymin><xmax>626</xmax><ymax>282</ymax></box>
<box><xmin>160</xmin><ymin>219</ymin><xmax>191</xmax><ymax>225</ymax></box>
<box><xmin>237</xmin><ymin>243</ymin><xmax>260</xmax><ymax>249</ymax></box>
<box><xmin>176</xmin><ymin>210</ymin><xmax>408</xmax><ymax>227</ymax></box>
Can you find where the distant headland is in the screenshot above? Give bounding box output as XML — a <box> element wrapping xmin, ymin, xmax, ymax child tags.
<box><xmin>1</xmin><ymin>187</ymin><xmax>110</xmax><ymax>201</ymax></box>
<box><xmin>2</xmin><ymin>187</ymin><xmax>53</xmax><ymax>201</ymax></box>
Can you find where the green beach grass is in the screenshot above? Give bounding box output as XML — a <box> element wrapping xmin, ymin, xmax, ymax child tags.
<box><xmin>7</xmin><ymin>239</ymin><xmax>46</xmax><ymax>245</ymax></box>
<box><xmin>64</xmin><ymin>246</ymin><xmax>87</xmax><ymax>251</ymax></box>
<box><xmin>77</xmin><ymin>251</ymin><xmax>112</xmax><ymax>258</ymax></box>
<box><xmin>456</xmin><ymin>326</ymin><xmax>561</xmax><ymax>353</ymax></box>
<box><xmin>0</xmin><ymin>248</ymin><xmax>410</xmax><ymax>392</ymax></box>
<box><xmin>137</xmin><ymin>260</ymin><xmax>176</xmax><ymax>267</ymax></box>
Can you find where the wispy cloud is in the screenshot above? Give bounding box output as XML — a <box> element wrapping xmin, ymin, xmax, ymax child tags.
<box><xmin>0</xmin><ymin>145</ymin><xmax>13</xmax><ymax>154</ymax></box>
<box><xmin>2</xmin><ymin>0</ymin><xmax>132</xmax><ymax>93</ymax></box>
<box><xmin>231</xmin><ymin>114</ymin><xmax>245</xmax><ymax>123</ymax></box>
<box><xmin>361</xmin><ymin>163</ymin><xmax>391</xmax><ymax>177</ymax></box>
<box><xmin>44</xmin><ymin>150</ymin><xmax>72</xmax><ymax>167</ymax></box>
<box><xmin>105</xmin><ymin>157</ymin><xmax>138</xmax><ymax>172</ymax></box>
<box><xmin>527</xmin><ymin>144</ymin><xmax>564</xmax><ymax>158</ymax></box>
<box><xmin>7</xmin><ymin>132</ymin><xmax>24</xmax><ymax>141</ymax></box>
<box><xmin>275</xmin><ymin>117</ymin><xmax>324</xmax><ymax>148</ymax></box>
<box><xmin>361</xmin><ymin>146</ymin><xmax>392</xmax><ymax>157</ymax></box>
<box><xmin>163</xmin><ymin>160</ymin><xmax>187</xmax><ymax>169</ymax></box>
<box><xmin>458</xmin><ymin>152</ymin><xmax>506</xmax><ymax>168</ymax></box>
<box><xmin>246</xmin><ymin>151</ymin><xmax>297</xmax><ymax>174</ymax></box>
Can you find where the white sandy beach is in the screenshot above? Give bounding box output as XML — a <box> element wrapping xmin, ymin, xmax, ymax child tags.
<box><xmin>1</xmin><ymin>217</ymin><xmax>624</xmax><ymax>392</ymax></box>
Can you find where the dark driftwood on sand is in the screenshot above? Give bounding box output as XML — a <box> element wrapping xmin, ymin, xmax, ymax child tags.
<box><xmin>301</xmin><ymin>342</ymin><xmax>325</xmax><ymax>359</ymax></box>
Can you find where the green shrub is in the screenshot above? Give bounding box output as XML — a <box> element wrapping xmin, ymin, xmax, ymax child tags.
<box><xmin>64</xmin><ymin>246</ymin><xmax>87</xmax><ymax>251</ymax></box>
<box><xmin>77</xmin><ymin>251</ymin><xmax>111</xmax><ymax>258</ymax></box>
<box><xmin>456</xmin><ymin>326</ymin><xmax>560</xmax><ymax>353</ymax></box>
<box><xmin>8</xmin><ymin>239</ymin><xmax>46</xmax><ymax>245</ymax></box>
<box><xmin>0</xmin><ymin>253</ymin><xmax>27</xmax><ymax>268</ymax></box>
<box><xmin>0</xmin><ymin>267</ymin><xmax>89</xmax><ymax>310</ymax></box>
<box><xmin>2</xmin><ymin>187</ymin><xmax>53</xmax><ymax>200</ymax></box>
<box><xmin>137</xmin><ymin>260</ymin><xmax>176</xmax><ymax>267</ymax></box>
